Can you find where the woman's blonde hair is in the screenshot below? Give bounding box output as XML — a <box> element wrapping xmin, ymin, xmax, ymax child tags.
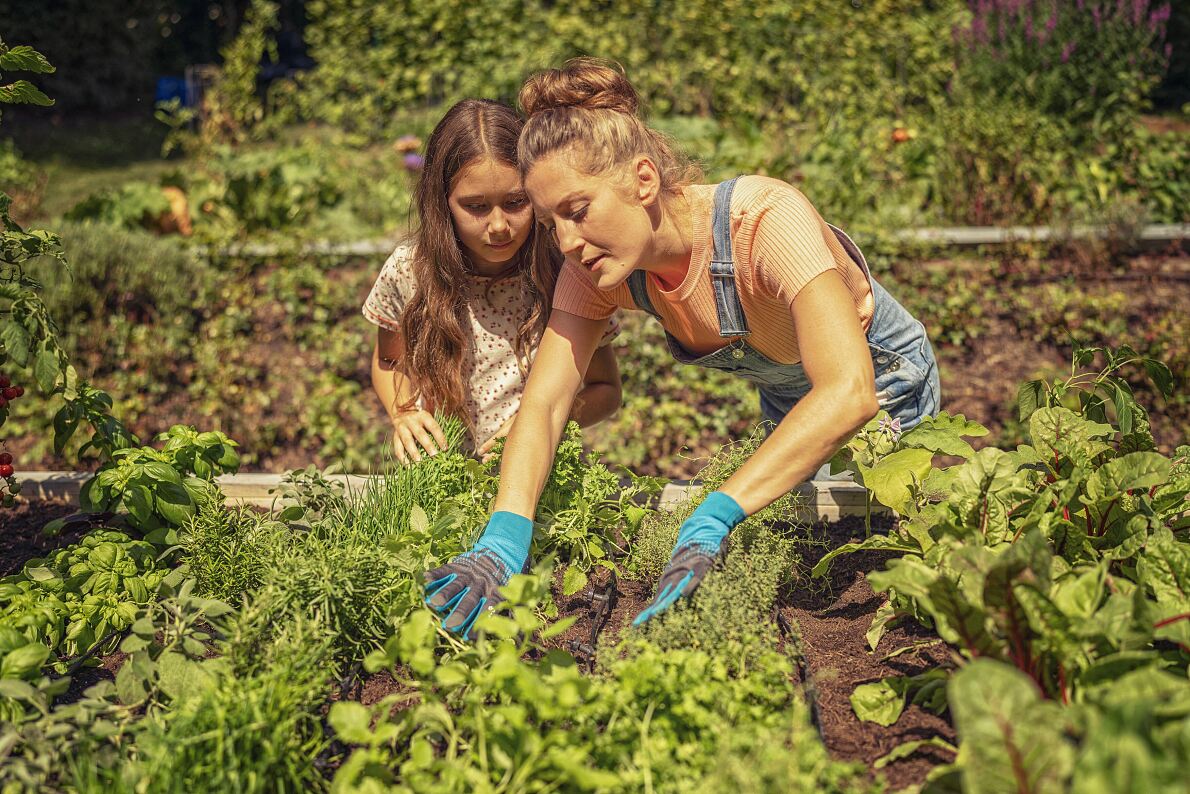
<box><xmin>517</xmin><ymin>58</ymin><xmax>701</xmax><ymax>196</ymax></box>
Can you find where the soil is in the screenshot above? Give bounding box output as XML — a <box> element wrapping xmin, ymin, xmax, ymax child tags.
<box><xmin>541</xmin><ymin>564</ymin><xmax>655</xmax><ymax>666</ymax></box>
<box><xmin>930</xmin><ymin>254</ymin><xmax>1189</xmax><ymax>456</ymax></box>
<box><xmin>0</xmin><ymin>498</ymin><xmax>100</xmax><ymax>575</ymax></box>
<box><xmin>61</xmin><ymin>650</ymin><xmax>127</xmax><ymax>702</ymax></box>
<box><xmin>784</xmin><ymin>517</ymin><xmax>957</xmax><ymax>791</ymax></box>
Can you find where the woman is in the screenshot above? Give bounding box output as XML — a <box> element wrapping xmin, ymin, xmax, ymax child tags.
<box><xmin>424</xmin><ymin>61</ymin><xmax>939</xmax><ymax>636</ymax></box>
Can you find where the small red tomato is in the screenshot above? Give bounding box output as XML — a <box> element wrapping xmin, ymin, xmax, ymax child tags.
<box><xmin>0</xmin><ymin>464</ymin><xmax>13</xmax><ymax>478</ymax></box>
<box><xmin>0</xmin><ymin>453</ymin><xmax>11</xmax><ymax>465</ymax></box>
<box><xmin>0</xmin><ymin>375</ymin><xmax>8</xmax><ymax>388</ymax></box>
<box><xmin>0</xmin><ymin>397</ymin><xmax>7</xmax><ymax>409</ymax></box>
<box><xmin>891</xmin><ymin>128</ymin><xmax>910</xmax><ymax>143</ymax></box>
<box><xmin>9</xmin><ymin>386</ymin><xmax>20</xmax><ymax>398</ymax></box>
<box><xmin>1</xmin><ymin>388</ymin><xmax>16</xmax><ymax>400</ymax></box>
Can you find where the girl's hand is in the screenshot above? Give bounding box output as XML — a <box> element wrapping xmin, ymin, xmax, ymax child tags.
<box><xmin>391</xmin><ymin>410</ymin><xmax>448</xmax><ymax>464</ymax></box>
<box><xmin>477</xmin><ymin>415</ymin><xmax>516</xmax><ymax>462</ymax></box>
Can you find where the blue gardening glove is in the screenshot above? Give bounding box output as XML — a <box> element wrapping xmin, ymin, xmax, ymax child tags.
<box><xmin>633</xmin><ymin>492</ymin><xmax>746</xmax><ymax>626</ymax></box>
<box><xmin>424</xmin><ymin>511</ymin><xmax>533</xmax><ymax>637</ymax></box>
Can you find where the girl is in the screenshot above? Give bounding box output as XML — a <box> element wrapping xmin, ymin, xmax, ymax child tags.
<box><xmin>364</xmin><ymin>98</ymin><xmax>622</xmax><ymax>464</ymax></box>
<box><xmin>424</xmin><ymin>61</ymin><xmax>940</xmax><ymax>636</ymax></box>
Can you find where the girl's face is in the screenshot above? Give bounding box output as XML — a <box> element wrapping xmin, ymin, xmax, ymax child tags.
<box><xmin>448</xmin><ymin>157</ymin><xmax>533</xmax><ymax>275</ymax></box>
<box><xmin>524</xmin><ymin>153</ymin><xmax>658</xmax><ymax>291</ymax></box>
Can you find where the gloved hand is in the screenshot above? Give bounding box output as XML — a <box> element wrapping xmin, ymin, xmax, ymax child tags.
<box><xmin>633</xmin><ymin>491</ymin><xmax>746</xmax><ymax>626</ymax></box>
<box><xmin>424</xmin><ymin>511</ymin><xmax>533</xmax><ymax>637</ymax></box>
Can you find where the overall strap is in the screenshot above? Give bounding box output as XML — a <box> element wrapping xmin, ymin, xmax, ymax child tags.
<box><xmin>627</xmin><ymin>269</ymin><xmax>661</xmax><ymax>321</ymax></box>
<box><xmin>710</xmin><ymin>177</ymin><xmax>749</xmax><ymax>337</ymax></box>
<box><xmin>627</xmin><ymin>176</ymin><xmax>750</xmax><ymax>337</ymax></box>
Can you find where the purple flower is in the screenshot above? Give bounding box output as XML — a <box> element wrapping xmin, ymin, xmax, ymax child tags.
<box><xmin>878</xmin><ymin>416</ymin><xmax>903</xmax><ymax>442</ymax></box>
<box><xmin>1060</xmin><ymin>40</ymin><xmax>1077</xmax><ymax>62</ymax></box>
<box><xmin>971</xmin><ymin>16</ymin><xmax>989</xmax><ymax>44</ymax></box>
<box><xmin>1150</xmin><ymin>3</ymin><xmax>1171</xmax><ymax>30</ymax></box>
<box><xmin>403</xmin><ymin>153</ymin><xmax>425</xmax><ymax>172</ymax></box>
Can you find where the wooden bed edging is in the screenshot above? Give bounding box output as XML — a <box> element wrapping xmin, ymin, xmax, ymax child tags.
<box><xmin>16</xmin><ymin>471</ymin><xmax>887</xmax><ymax>523</ymax></box>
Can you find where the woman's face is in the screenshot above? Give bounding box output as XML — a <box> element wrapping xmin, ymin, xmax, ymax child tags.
<box><xmin>448</xmin><ymin>157</ymin><xmax>533</xmax><ymax>275</ymax></box>
<box><xmin>524</xmin><ymin>152</ymin><xmax>656</xmax><ymax>291</ymax></box>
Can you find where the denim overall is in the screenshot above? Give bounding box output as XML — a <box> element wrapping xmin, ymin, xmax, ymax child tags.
<box><xmin>627</xmin><ymin>178</ymin><xmax>940</xmax><ymax>478</ymax></box>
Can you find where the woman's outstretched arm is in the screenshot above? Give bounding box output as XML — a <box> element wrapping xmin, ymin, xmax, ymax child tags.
<box><xmin>494</xmin><ymin>309</ymin><xmax>609</xmax><ymax>517</ymax></box>
<box><xmin>719</xmin><ymin>269</ymin><xmax>880</xmax><ymax>513</ymax></box>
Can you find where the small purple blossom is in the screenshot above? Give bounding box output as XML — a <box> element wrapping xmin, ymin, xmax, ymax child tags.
<box><xmin>403</xmin><ymin>153</ymin><xmax>425</xmax><ymax>172</ymax></box>
<box><xmin>971</xmin><ymin>15</ymin><xmax>989</xmax><ymax>44</ymax></box>
<box><xmin>1060</xmin><ymin>40</ymin><xmax>1077</xmax><ymax>62</ymax></box>
<box><xmin>877</xmin><ymin>416</ymin><xmax>903</xmax><ymax>442</ymax></box>
<box><xmin>1041</xmin><ymin>12</ymin><xmax>1057</xmax><ymax>44</ymax></box>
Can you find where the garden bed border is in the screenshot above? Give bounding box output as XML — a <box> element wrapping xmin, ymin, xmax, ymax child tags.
<box><xmin>16</xmin><ymin>471</ymin><xmax>885</xmax><ymax>522</ymax></box>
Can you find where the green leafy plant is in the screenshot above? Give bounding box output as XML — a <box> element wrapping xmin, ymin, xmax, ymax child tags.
<box><xmin>63</xmin><ymin>181</ymin><xmax>171</xmax><ymax>230</ymax></box>
<box><xmin>829</xmin><ymin>410</ymin><xmax>990</xmax><ymax>534</ymax></box>
<box><xmin>181</xmin><ymin>501</ymin><xmax>294</xmax><ymax>604</ymax></box>
<box><xmin>341</xmin><ymin>571</ymin><xmax>868</xmax><ymax>793</ymax></box>
<box><xmin>113</xmin><ymin>578</ymin><xmax>234</xmax><ymax>709</ymax></box>
<box><xmin>79</xmin><ymin>425</ymin><xmax>239</xmax><ymax>543</ymax></box>
<box><xmin>531</xmin><ymin>421</ymin><xmax>665</xmax><ymax>595</ymax></box>
<box><xmin>0</xmin><ymin>528</ymin><xmax>185</xmax><ymax>722</ymax></box>
<box><xmin>1</xmin><ymin>41</ymin><xmax>138</xmax><ymax>506</ymax></box>
<box><xmin>0</xmin><ymin>38</ymin><xmax>53</xmax><ymax>112</ymax></box>
<box><xmin>811</xmin><ymin>344</ymin><xmax>1187</xmax><ymax>773</ymax></box>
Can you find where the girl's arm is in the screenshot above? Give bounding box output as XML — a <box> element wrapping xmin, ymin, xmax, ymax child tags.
<box><xmin>494</xmin><ymin>309</ymin><xmax>609</xmax><ymax>517</ymax></box>
<box><xmin>570</xmin><ymin>343</ymin><xmax>621</xmax><ymax>427</ymax></box>
<box><xmin>371</xmin><ymin>328</ymin><xmax>447</xmax><ymax>463</ymax></box>
<box><xmin>719</xmin><ymin>269</ymin><xmax>880</xmax><ymax>513</ymax></box>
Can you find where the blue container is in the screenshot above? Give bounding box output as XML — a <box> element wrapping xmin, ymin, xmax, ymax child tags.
<box><xmin>155</xmin><ymin>76</ymin><xmax>192</xmax><ymax>107</ymax></box>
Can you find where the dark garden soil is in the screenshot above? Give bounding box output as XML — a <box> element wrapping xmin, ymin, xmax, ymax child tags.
<box><xmin>0</xmin><ymin>498</ymin><xmax>101</xmax><ymax>575</ymax></box>
<box><xmin>783</xmin><ymin>516</ymin><xmax>956</xmax><ymax>791</ymax></box>
<box><xmin>928</xmin><ymin>253</ymin><xmax>1189</xmax><ymax>455</ymax></box>
<box><xmin>61</xmin><ymin>650</ymin><xmax>127</xmax><ymax>702</ymax></box>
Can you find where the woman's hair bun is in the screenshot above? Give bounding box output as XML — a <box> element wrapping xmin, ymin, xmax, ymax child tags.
<box><xmin>519</xmin><ymin>57</ymin><xmax>639</xmax><ymax>117</ymax></box>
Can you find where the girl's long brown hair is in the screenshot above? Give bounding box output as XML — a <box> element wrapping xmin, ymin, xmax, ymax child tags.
<box><xmin>398</xmin><ymin>99</ymin><xmax>559</xmax><ymax>439</ymax></box>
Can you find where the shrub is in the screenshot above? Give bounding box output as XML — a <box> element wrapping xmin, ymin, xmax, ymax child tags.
<box><xmin>63</xmin><ymin>182</ymin><xmax>170</xmax><ymax>230</ymax></box>
<box><xmin>954</xmin><ymin>0</ymin><xmax>1174</xmax><ymax>142</ymax></box>
<box><xmin>181</xmin><ymin>502</ymin><xmax>293</xmax><ymax>604</ymax></box>
<box><xmin>300</xmin><ymin>0</ymin><xmax>963</xmax><ymax>138</ymax></box>
<box><xmin>931</xmin><ymin>93</ymin><xmax>1070</xmax><ymax>224</ymax></box>
<box><xmin>27</xmin><ymin>221</ymin><xmax>210</xmax><ymax>334</ymax></box>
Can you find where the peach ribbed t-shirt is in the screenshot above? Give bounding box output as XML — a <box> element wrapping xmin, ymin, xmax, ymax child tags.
<box><xmin>552</xmin><ymin>176</ymin><xmax>873</xmax><ymax>364</ymax></box>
